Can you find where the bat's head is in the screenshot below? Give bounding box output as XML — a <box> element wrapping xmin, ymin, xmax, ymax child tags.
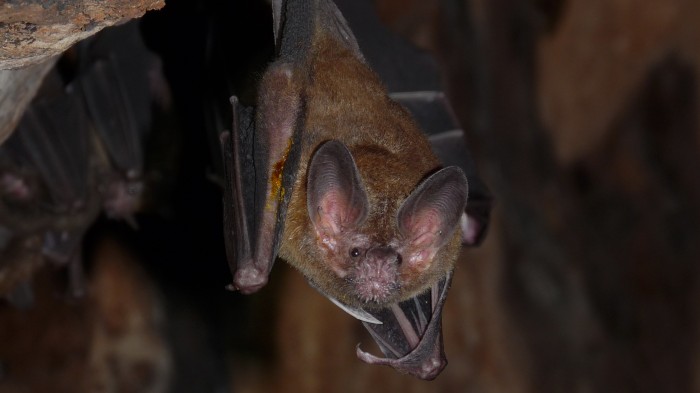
<box><xmin>99</xmin><ymin>173</ymin><xmax>143</xmax><ymax>221</ymax></box>
<box><xmin>305</xmin><ymin>140</ymin><xmax>467</xmax><ymax>308</ymax></box>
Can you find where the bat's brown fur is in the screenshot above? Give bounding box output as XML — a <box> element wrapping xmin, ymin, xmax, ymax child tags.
<box><xmin>277</xmin><ymin>30</ymin><xmax>462</xmax><ymax>308</ymax></box>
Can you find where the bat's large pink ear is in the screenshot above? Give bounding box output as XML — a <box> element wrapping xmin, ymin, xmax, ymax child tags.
<box><xmin>397</xmin><ymin>167</ymin><xmax>468</xmax><ymax>268</ymax></box>
<box><xmin>307</xmin><ymin>140</ymin><xmax>369</xmax><ymax>245</ymax></box>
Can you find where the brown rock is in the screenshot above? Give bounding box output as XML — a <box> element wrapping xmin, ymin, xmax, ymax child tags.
<box><xmin>0</xmin><ymin>0</ymin><xmax>164</xmax><ymax>70</ymax></box>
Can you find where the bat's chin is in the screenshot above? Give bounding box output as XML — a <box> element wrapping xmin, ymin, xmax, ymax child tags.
<box><xmin>351</xmin><ymin>273</ymin><xmax>399</xmax><ymax>305</ymax></box>
<box><xmin>355</xmin><ymin>283</ymin><xmax>395</xmax><ymax>304</ymax></box>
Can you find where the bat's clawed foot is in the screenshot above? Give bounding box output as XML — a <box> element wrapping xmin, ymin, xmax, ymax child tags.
<box><xmin>355</xmin><ymin>272</ymin><xmax>452</xmax><ymax>380</ymax></box>
<box><xmin>232</xmin><ymin>264</ymin><xmax>269</xmax><ymax>294</ymax></box>
<box><xmin>356</xmin><ymin>344</ymin><xmax>447</xmax><ymax>381</ymax></box>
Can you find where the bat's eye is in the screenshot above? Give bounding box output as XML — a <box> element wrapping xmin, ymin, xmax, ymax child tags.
<box><xmin>349</xmin><ymin>248</ymin><xmax>361</xmax><ymax>258</ymax></box>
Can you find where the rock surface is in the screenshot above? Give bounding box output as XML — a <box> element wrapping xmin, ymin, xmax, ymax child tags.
<box><xmin>0</xmin><ymin>0</ymin><xmax>164</xmax><ymax>69</ymax></box>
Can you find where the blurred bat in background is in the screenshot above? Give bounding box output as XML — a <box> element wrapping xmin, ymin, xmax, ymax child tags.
<box><xmin>0</xmin><ymin>21</ymin><xmax>163</xmax><ymax>302</ymax></box>
<box><xmin>0</xmin><ymin>71</ymin><xmax>99</xmax><ymax>298</ymax></box>
<box><xmin>80</xmin><ymin>59</ymin><xmax>146</xmax><ymax>226</ymax></box>
<box><xmin>76</xmin><ymin>21</ymin><xmax>161</xmax><ymax>225</ymax></box>
<box><xmin>220</xmin><ymin>0</ymin><xmax>490</xmax><ymax>380</ymax></box>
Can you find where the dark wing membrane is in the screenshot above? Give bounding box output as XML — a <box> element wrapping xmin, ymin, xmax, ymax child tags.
<box><xmin>80</xmin><ymin>20</ymin><xmax>153</xmax><ymax>137</ymax></box>
<box><xmin>220</xmin><ymin>97</ymin><xmax>257</xmax><ymax>286</ymax></box>
<box><xmin>79</xmin><ymin>59</ymin><xmax>144</xmax><ymax>177</ymax></box>
<box><xmin>392</xmin><ymin>91</ymin><xmax>493</xmax><ymax>246</ymax></box>
<box><xmin>10</xmin><ymin>88</ymin><xmax>90</xmax><ymax>212</ymax></box>
<box><xmin>357</xmin><ymin>271</ymin><xmax>452</xmax><ymax>380</ymax></box>
<box><xmin>275</xmin><ymin>0</ymin><xmax>363</xmax><ymax>63</ymax></box>
<box><xmin>334</xmin><ymin>0</ymin><xmax>440</xmax><ymax>93</ymax></box>
<box><xmin>76</xmin><ymin>20</ymin><xmax>160</xmax><ymax>178</ymax></box>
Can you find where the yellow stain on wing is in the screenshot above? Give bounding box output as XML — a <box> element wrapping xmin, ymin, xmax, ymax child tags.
<box><xmin>267</xmin><ymin>138</ymin><xmax>293</xmax><ymax>210</ymax></box>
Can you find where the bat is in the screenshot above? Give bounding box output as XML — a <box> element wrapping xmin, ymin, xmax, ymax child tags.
<box><xmin>220</xmin><ymin>0</ymin><xmax>487</xmax><ymax>380</ymax></box>
<box><xmin>79</xmin><ymin>58</ymin><xmax>145</xmax><ymax>225</ymax></box>
<box><xmin>76</xmin><ymin>20</ymin><xmax>159</xmax><ymax>225</ymax></box>
<box><xmin>0</xmin><ymin>23</ymin><xmax>158</xmax><ymax>300</ymax></box>
<box><xmin>0</xmin><ymin>73</ymin><xmax>100</xmax><ymax>298</ymax></box>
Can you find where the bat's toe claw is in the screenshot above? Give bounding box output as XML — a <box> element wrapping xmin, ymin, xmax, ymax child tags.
<box><xmin>233</xmin><ymin>266</ymin><xmax>269</xmax><ymax>294</ymax></box>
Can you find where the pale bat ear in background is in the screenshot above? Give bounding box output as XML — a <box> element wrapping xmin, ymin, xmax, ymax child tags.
<box><xmin>76</xmin><ymin>20</ymin><xmax>164</xmax><ymax>225</ymax></box>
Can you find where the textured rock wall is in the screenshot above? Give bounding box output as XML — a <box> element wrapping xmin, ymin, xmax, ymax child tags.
<box><xmin>1</xmin><ymin>0</ymin><xmax>164</xmax><ymax>69</ymax></box>
<box><xmin>0</xmin><ymin>0</ymin><xmax>164</xmax><ymax>146</ymax></box>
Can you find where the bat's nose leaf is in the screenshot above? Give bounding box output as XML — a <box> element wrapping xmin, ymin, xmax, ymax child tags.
<box><xmin>356</xmin><ymin>270</ymin><xmax>452</xmax><ymax>380</ymax></box>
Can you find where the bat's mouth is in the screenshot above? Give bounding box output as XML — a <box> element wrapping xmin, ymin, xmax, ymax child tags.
<box><xmin>353</xmin><ymin>276</ymin><xmax>399</xmax><ymax>304</ymax></box>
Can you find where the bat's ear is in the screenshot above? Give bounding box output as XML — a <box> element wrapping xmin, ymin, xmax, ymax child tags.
<box><xmin>397</xmin><ymin>167</ymin><xmax>468</xmax><ymax>269</ymax></box>
<box><xmin>307</xmin><ymin>140</ymin><xmax>369</xmax><ymax>248</ymax></box>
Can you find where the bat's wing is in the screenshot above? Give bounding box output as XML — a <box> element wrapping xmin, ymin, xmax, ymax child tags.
<box><xmin>10</xmin><ymin>85</ymin><xmax>90</xmax><ymax>214</ymax></box>
<box><xmin>391</xmin><ymin>91</ymin><xmax>492</xmax><ymax>246</ymax></box>
<box><xmin>78</xmin><ymin>58</ymin><xmax>146</xmax><ymax>223</ymax></box>
<box><xmin>79</xmin><ymin>58</ymin><xmax>144</xmax><ymax>178</ymax></box>
<box><xmin>322</xmin><ymin>271</ymin><xmax>452</xmax><ymax>380</ymax></box>
<box><xmin>272</xmin><ymin>0</ymin><xmax>364</xmax><ymax>61</ymax></box>
<box><xmin>77</xmin><ymin>20</ymin><xmax>157</xmax><ymax>179</ymax></box>
<box><xmin>220</xmin><ymin>84</ymin><xmax>303</xmax><ymax>294</ymax></box>
<box><xmin>220</xmin><ymin>98</ymin><xmax>256</xmax><ymax>290</ymax></box>
<box><xmin>79</xmin><ymin>20</ymin><xmax>153</xmax><ymax>144</ymax></box>
<box><xmin>76</xmin><ymin>21</ymin><xmax>161</xmax><ymax>222</ymax></box>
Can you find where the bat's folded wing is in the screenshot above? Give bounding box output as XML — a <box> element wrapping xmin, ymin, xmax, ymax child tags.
<box><xmin>221</xmin><ymin>93</ymin><xmax>303</xmax><ymax>294</ymax></box>
<box><xmin>10</xmin><ymin>88</ymin><xmax>90</xmax><ymax>213</ymax></box>
<box><xmin>391</xmin><ymin>91</ymin><xmax>492</xmax><ymax>246</ymax></box>
<box><xmin>220</xmin><ymin>98</ymin><xmax>257</xmax><ymax>290</ymax></box>
<box><xmin>336</xmin><ymin>271</ymin><xmax>453</xmax><ymax>380</ymax></box>
<box><xmin>79</xmin><ymin>59</ymin><xmax>144</xmax><ymax>178</ymax></box>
